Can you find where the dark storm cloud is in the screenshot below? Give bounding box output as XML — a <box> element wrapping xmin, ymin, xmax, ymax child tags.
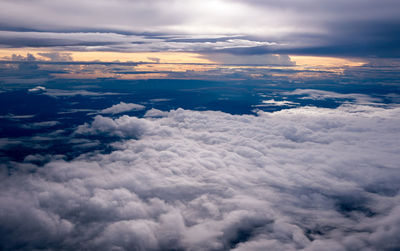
<box><xmin>0</xmin><ymin>0</ymin><xmax>399</xmax><ymax>58</ymax></box>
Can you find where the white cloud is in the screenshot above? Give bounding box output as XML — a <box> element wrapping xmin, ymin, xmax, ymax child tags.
<box><xmin>255</xmin><ymin>99</ymin><xmax>299</xmax><ymax>107</ymax></box>
<box><xmin>285</xmin><ymin>89</ymin><xmax>382</xmax><ymax>105</ymax></box>
<box><xmin>28</xmin><ymin>86</ymin><xmax>46</xmax><ymax>93</ymax></box>
<box><xmin>1</xmin><ymin>104</ymin><xmax>400</xmax><ymax>250</ymax></box>
<box><xmin>100</xmin><ymin>102</ymin><xmax>146</xmax><ymax>115</ymax></box>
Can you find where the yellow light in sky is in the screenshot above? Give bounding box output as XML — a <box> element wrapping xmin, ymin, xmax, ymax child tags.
<box><xmin>0</xmin><ymin>48</ymin><xmax>367</xmax><ymax>68</ymax></box>
<box><xmin>0</xmin><ymin>48</ymin><xmax>368</xmax><ymax>80</ymax></box>
<box><xmin>0</xmin><ymin>48</ymin><xmax>214</xmax><ymax>64</ymax></box>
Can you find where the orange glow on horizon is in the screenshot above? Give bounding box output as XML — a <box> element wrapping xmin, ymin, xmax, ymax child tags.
<box><xmin>0</xmin><ymin>48</ymin><xmax>215</xmax><ymax>64</ymax></box>
<box><xmin>0</xmin><ymin>48</ymin><xmax>368</xmax><ymax>80</ymax></box>
<box><xmin>0</xmin><ymin>49</ymin><xmax>366</xmax><ymax>68</ymax></box>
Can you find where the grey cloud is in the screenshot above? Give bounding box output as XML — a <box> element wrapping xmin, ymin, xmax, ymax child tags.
<box><xmin>202</xmin><ymin>53</ymin><xmax>295</xmax><ymax>66</ymax></box>
<box><xmin>284</xmin><ymin>89</ymin><xmax>383</xmax><ymax>106</ymax></box>
<box><xmin>38</xmin><ymin>52</ymin><xmax>73</xmax><ymax>62</ymax></box>
<box><xmin>10</xmin><ymin>53</ymin><xmax>36</xmax><ymax>61</ymax></box>
<box><xmin>0</xmin><ymin>31</ymin><xmax>281</xmax><ymax>54</ymax></box>
<box><xmin>147</xmin><ymin>57</ymin><xmax>160</xmax><ymax>63</ymax></box>
<box><xmin>0</xmin><ymin>0</ymin><xmax>398</xmax><ymax>57</ymax></box>
<box><xmin>0</xmin><ymin>31</ymin><xmax>152</xmax><ymax>48</ymax></box>
<box><xmin>42</xmin><ymin>89</ymin><xmax>121</xmax><ymax>97</ymax></box>
<box><xmin>20</xmin><ymin>121</ymin><xmax>60</xmax><ymax>129</ymax></box>
<box><xmin>1</xmin><ymin>103</ymin><xmax>400</xmax><ymax>250</ymax></box>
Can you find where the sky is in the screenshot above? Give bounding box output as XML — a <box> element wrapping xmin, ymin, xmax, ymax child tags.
<box><xmin>0</xmin><ymin>0</ymin><xmax>399</xmax><ymax>57</ymax></box>
<box><xmin>1</xmin><ymin>1</ymin><xmax>400</xmax><ymax>251</ymax></box>
<box><xmin>0</xmin><ymin>0</ymin><xmax>399</xmax><ymax>80</ymax></box>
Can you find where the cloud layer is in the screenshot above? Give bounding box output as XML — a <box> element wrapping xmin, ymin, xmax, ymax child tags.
<box><xmin>1</xmin><ymin>104</ymin><xmax>400</xmax><ymax>250</ymax></box>
<box><xmin>0</xmin><ymin>0</ymin><xmax>399</xmax><ymax>58</ymax></box>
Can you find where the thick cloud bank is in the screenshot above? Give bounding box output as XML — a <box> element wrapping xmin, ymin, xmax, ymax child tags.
<box><xmin>1</xmin><ymin>104</ymin><xmax>400</xmax><ymax>250</ymax></box>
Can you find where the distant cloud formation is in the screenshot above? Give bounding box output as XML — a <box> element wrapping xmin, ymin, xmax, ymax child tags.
<box><xmin>1</xmin><ymin>104</ymin><xmax>400</xmax><ymax>250</ymax></box>
<box><xmin>37</xmin><ymin>52</ymin><xmax>73</xmax><ymax>62</ymax></box>
<box><xmin>28</xmin><ymin>86</ymin><xmax>46</xmax><ymax>93</ymax></box>
<box><xmin>284</xmin><ymin>89</ymin><xmax>382</xmax><ymax>106</ymax></box>
<box><xmin>100</xmin><ymin>102</ymin><xmax>146</xmax><ymax>115</ymax></box>
<box><xmin>202</xmin><ymin>53</ymin><xmax>295</xmax><ymax>66</ymax></box>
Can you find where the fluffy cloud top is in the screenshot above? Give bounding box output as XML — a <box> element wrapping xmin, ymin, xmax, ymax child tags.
<box><xmin>1</xmin><ymin>104</ymin><xmax>400</xmax><ymax>250</ymax></box>
<box><xmin>100</xmin><ymin>102</ymin><xmax>146</xmax><ymax>115</ymax></box>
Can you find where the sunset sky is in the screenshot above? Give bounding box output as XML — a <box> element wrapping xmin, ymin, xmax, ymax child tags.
<box><xmin>1</xmin><ymin>1</ymin><xmax>400</xmax><ymax>251</ymax></box>
<box><xmin>1</xmin><ymin>0</ymin><xmax>399</xmax><ymax>80</ymax></box>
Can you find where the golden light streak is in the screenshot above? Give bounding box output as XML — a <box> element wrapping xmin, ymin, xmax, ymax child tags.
<box><xmin>0</xmin><ymin>48</ymin><xmax>369</xmax><ymax>80</ymax></box>
<box><xmin>53</xmin><ymin>72</ymin><xmax>169</xmax><ymax>80</ymax></box>
<box><xmin>0</xmin><ymin>48</ymin><xmax>214</xmax><ymax>64</ymax></box>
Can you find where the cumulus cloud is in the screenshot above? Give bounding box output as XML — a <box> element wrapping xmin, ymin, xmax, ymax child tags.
<box><xmin>76</xmin><ymin>114</ymin><xmax>150</xmax><ymax>138</ymax></box>
<box><xmin>1</xmin><ymin>104</ymin><xmax>400</xmax><ymax>250</ymax></box>
<box><xmin>144</xmin><ymin>108</ymin><xmax>169</xmax><ymax>118</ymax></box>
<box><xmin>100</xmin><ymin>102</ymin><xmax>146</xmax><ymax>115</ymax></box>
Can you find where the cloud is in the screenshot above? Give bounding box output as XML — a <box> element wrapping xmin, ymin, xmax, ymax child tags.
<box><xmin>147</xmin><ymin>57</ymin><xmax>161</xmax><ymax>63</ymax></box>
<box><xmin>42</xmin><ymin>89</ymin><xmax>121</xmax><ymax>97</ymax></box>
<box><xmin>1</xmin><ymin>103</ymin><xmax>400</xmax><ymax>250</ymax></box>
<box><xmin>144</xmin><ymin>108</ymin><xmax>169</xmax><ymax>118</ymax></box>
<box><xmin>100</xmin><ymin>102</ymin><xmax>146</xmax><ymax>115</ymax></box>
<box><xmin>10</xmin><ymin>53</ymin><xmax>36</xmax><ymax>61</ymax></box>
<box><xmin>202</xmin><ymin>53</ymin><xmax>295</xmax><ymax>66</ymax></box>
<box><xmin>76</xmin><ymin>114</ymin><xmax>150</xmax><ymax>138</ymax></box>
<box><xmin>37</xmin><ymin>52</ymin><xmax>73</xmax><ymax>62</ymax></box>
<box><xmin>0</xmin><ymin>114</ymin><xmax>35</xmax><ymax>119</ymax></box>
<box><xmin>20</xmin><ymin>121</ymin><xmax>60</xmax><ymax>129</ymax></box>
<box><xmin>284</xmin><ymin>89</ymin><xmax>383</xmax><ymax>105</ymax></box>
<box><xmin>255</xmin><ymin>99</ymin><xmax>299</xmax><ymax>107</ymax></box>
<box><xmin>28</xmin><ymin>86</ymin><xmax>46</xmax><ymax>93</ymax></box>
<box><xmin>0</xmin><ymin>0</ymin><xmax>399</xmax><ymax>57</ymax></box>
